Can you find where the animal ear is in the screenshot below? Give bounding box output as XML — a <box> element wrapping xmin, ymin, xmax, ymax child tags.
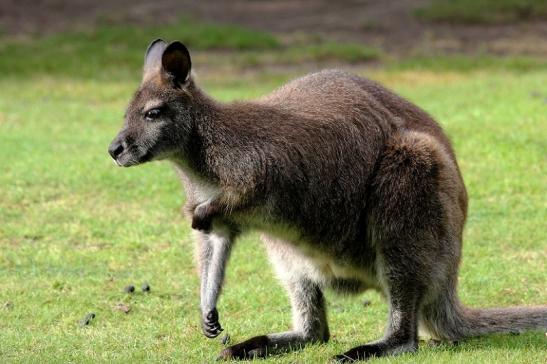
<box><xmin>144</xmin><ymin>39</ymin><xmax>167</xmax><ymax>75</ymax></box>
<box><xmin>161</xmin><ymin>41</ymin><xmax>192</xmax><ymax>87</ymax></box>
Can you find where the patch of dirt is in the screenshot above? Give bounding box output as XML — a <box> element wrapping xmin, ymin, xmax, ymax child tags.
<box><xmin>1</xmin><ymin>0</ymin><xmax>546</xmax><ymax>56</ymax></box>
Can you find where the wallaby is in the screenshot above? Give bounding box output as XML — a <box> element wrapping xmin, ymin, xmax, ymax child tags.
<box><xmin>108</xmin><ymin>39</ymin><xmax>547</xmax><ymax>361</ymax></box>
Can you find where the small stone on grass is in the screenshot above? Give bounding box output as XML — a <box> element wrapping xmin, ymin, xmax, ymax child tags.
<box><xmin>114</xmin><ymin>303</ymin><xmax>131</xmax><ymax>314</ymax></box>
<box><xmin>80</xmin><ymin>312</ymin><xmax>96</xmax><ymax>326</ymax></box>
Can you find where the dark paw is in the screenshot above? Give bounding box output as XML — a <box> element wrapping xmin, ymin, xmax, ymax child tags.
<box><xmin>333</xmin><ymin>342</ymin><xmax>417</xmax><ymax>362</ymax></box>
<box><xmin>218</xmin><ymin>335</ymin><xmax>269</xmax><ymax>360</ymax></box>
<box><xmin>332</xmin><ymin>344</ymin><xmax>385</xmax><ymax>362</ymax></box>
<box><xmin>202</xmin><ymin>308</ymin><xmax>223</xmax><ymax>338</ymax></box>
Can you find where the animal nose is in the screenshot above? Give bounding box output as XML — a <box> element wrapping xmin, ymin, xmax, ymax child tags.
<box><xmin>108</xmin><ymin>140</ymin><xmax>124</xmax><ymax>160</ymax></box>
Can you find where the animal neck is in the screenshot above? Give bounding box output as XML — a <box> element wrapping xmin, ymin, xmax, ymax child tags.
<box><xmin>171</xmin><ymin>84</ymin><xmax>287</xmax><ymax>185</ymax></box>
<box><xmin>170</xmin><ymin>85</ymin><xmax>253</xmax><ymax>182</ymax></box>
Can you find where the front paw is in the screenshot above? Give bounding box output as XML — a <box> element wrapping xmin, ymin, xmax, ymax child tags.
<box><xmin>192</xmin><ymin>204</ymin><xmax>212</xmax><ymax>232</ymax></box>
<box><xmin>202</xmin><ymin>308</ymin><xmax>223</xmax><ymax>338</ymax></box>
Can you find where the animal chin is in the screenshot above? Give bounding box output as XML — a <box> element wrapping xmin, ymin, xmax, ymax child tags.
<box><xmin>115</xmin><ymin>152</ymin><xmax>143</xmax><ymax>167</ymax></box>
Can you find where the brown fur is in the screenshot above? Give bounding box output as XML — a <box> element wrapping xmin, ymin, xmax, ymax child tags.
<box><xmin>108</xmin><ymin>40</ymin><xmax>547</xmax><ymax>361</ymax></box>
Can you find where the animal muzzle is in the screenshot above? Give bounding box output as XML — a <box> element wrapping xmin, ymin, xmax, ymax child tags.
<box><xmin>108</xmin><ymin>136</ymin><xmax>127</xmax><ymax>166</ymax></box>
<box><xmin>108</xmin><ymin>133</ymin><xmax>154</xmax><ymax>167</ymax></box>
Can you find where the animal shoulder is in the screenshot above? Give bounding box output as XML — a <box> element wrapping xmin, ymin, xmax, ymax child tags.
<box><xmin>257</xmin><ymin>69</ymin><xmax>376</xmax><ymax>111</ymax></box>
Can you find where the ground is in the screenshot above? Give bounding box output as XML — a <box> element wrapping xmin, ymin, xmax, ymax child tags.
<box><xmin>0</xmin><ymin>2</ymin><xmax>546</xmax><ymax>363</ymax></box>
<box><xmin>2</xmin><ymin>0</ymin><xmax>547</xmax><ymax>56</ymax></box>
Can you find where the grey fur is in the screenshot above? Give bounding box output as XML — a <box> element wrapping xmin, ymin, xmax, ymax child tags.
<box><xmin>143</xmin><ymin>39</ymin><xmax>167</xmax><ymax>76</ymax></box>
<box><xmin>195</xmin><ymin>229</ymin><xmax>233</xmax><ymax>338</ymax></box>
<box><xmin>107</xmin><ymin>41</ymin><xmax>547</xmax><ymax>361</ymax></box>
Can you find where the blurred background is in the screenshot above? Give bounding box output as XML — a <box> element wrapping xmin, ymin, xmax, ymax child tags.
<box><xmin>0</xmin><ymin>1</ymin><xmax>545</xmax><ymax>363</ymax></box>
<box><xmin>1</xmin><ymin>0</ymin><xmax>546</xmax><ymax>79</ymax></box>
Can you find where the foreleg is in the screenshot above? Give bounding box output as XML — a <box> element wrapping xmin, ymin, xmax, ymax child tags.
<box><xmin>194</xmin><ymin>229</ymin><xmax>235</xmax><ymax>338</ymax></box>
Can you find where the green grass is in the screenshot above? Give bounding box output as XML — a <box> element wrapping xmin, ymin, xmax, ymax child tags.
<box><xmin>387</xmin><ymin>54</ymin><xmax>547</xmax><ymax>72</ymax></box>
<box><xmin>0</xmin><ymin>19</ymin><xmax>380</xmax><ymax>81</ymax></box>
<box><xmin>415</xmin><ymin>0</ymin><xmax>547</xmax><ymax>24</ymax></box>
<box><xmin>1</xmin><ymin>22</ymin><xmax>546</xmax><ymax>364</ymax></box>
<box><xmin>283</xmin><ymin>42</ymin><xmax>381</xmax><ymax>63</ymax></box>
<box><xmin>0</xmin><ymin>18</ymin><xmax>280</xmax><ymax>80</ymax></box>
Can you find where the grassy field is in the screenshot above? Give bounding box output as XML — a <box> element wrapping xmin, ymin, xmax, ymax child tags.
<box><xmin>0</xmin><ymin>21</ymin><xmax>546</xmax><ymax>363</ymax></box>
<box><xmin>415</xmin><ymin>0</ymin><xmax>547</xmax><ymax>24</ymax></box>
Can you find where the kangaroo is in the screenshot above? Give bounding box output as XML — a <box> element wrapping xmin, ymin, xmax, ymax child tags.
<box><xmin>108</xmin><ymin>39</ymin><xmax>547</xmax><ymax>361</ymax></box>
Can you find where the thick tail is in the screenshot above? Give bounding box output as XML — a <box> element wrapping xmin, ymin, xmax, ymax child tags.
<box><xmin>421</xmin><ymin>289</ymin><xmax>547</xmax><ymax>341</ymax></box>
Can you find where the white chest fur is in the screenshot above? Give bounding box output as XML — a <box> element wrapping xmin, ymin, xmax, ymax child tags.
<box><xmin>174</xmin><ymin>162</ymin><xmax>221</xmax><ymax>205</ymax></box>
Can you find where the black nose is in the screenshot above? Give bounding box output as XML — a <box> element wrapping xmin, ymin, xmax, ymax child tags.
<box><xmin>108</xmin><ymin>140</ymin><xmax>124</xmax><ymax>160</ymax></box>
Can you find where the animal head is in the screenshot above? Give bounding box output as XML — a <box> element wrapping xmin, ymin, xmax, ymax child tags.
<box><xmin>108</xmin><ymin>39</ymin><xmax>200</xmax><ymax>167</ymax></box>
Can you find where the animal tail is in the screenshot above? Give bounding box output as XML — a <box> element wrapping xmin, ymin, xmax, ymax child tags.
<box><xmin>421</xmin><ymin>283</ymin><xmax>547</xmax><ymax>341</ymax></box>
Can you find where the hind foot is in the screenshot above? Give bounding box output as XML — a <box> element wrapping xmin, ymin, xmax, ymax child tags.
<box><xmin>333</xmin><ymin>340</ymin><xmax>417</xmax><ymax>362</ymax></box>
<box><xmin>218</xmin><ymin>335</ymin><xmax>270</xmax><ymax>360</ymax></box>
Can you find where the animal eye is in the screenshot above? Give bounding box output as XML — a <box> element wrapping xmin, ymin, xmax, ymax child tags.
<box><xmin>144</xmin><ymin>108</ymin><xmax>162</xmax><ymax>120</ymax></box>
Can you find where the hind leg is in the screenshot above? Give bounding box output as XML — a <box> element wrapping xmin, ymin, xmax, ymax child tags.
<box><xmin>335</xmin><ymin>239</ymin><xmax>427</xmax><ymax>362</ymax></box>
<box><xmin>219</xmin><ymin>238</ymin><xmax>329</xmax><ymax>360</ymax></box>
<box><xmin>335</xmin><ymin>131</ymin><xmax>456</xmax><ymax>361</ymax></box>
<box><xmin>333</xmin><ymin>248</ymin><xmax>423</xmax><ymax>361</ymax></box>
<box><xmin>220</xmin><ymin>280</ymin><xmax>329</xmax><ymax>359</ymax></box>
<box><xmin>219</xmin><ymin>276</ymin><xmax>329</xmax><ymax>359</ymax></box>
